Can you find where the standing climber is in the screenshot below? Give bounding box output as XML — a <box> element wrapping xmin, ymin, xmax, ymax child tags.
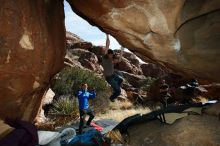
<box><xmin>100</xmin><ymin>34</ymin><xmax>124</xmax><ymax>102</ymax></box>
<box><xmin>159</xmin><ymin>79</ymin><xmax>171</xmax><ymax>107</ymax></box>
<box><xmin>76</xmin><ymin>83</ymin><xmax>96</xmax><ymax>134</ymax></box>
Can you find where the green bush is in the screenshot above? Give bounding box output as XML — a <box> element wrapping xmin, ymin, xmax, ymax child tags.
<box><xmin>52</xmin><ymin>67</ymin><xmax>111</xmax><ymax>113</ymax></box>
<box><xmin>52</xmin><ymin>67</ymin><xmax>109</xmax><ymax>96</ymax></box>
<box><xmin>51</xmin><ymin>96</ymin><xmax>78</xmax><ymax>116</ymax></box>
<box><xmin>139</xmin><ymin>77</ymin><xmax>156</xmax><ymax>92</ymax></box>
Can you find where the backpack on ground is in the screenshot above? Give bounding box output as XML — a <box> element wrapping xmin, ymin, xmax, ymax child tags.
<box><xmin>61</xmin><ymin>129</ymin><xmax>111</xmax><ymax>146</ymax></box>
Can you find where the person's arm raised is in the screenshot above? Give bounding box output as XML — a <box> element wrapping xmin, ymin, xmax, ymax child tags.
<box><xmin>104</xmin><ymin>34</ymin><xmax>110</xmax><ymax>54</ymax></box>
<box><xmin>119</xmin><ymin>46</ymin><xmax>124</xmax><ymax>62</ymax></box>
<box><xmin>76</xmin><ymin>90</ymin><xmax>83</xmax><ymax>97</ymax></box>
<box><xmin>89</xmin><ymin>89</ymin><xmax>96</xmax><ymax>99</ymax></box>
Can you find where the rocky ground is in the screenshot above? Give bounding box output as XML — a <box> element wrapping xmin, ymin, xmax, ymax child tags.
<box><xmin>128</xmin><ymin>115</ymin><xmax>220</xmax><ymax>146</ymax></box>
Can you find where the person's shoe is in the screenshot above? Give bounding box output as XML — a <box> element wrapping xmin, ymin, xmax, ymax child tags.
<box><xmin>86</xmin><ymin>124</ymin><xmax>93</xmax><ymax>127</ymax></box>
<box><xmin>109</xmin><ymin>96</ymin><xmax>115</xmax><ymax>102</ymax></box>
<box><xmin>118</xmin><ymin>79</ymin><xmax>123</xmax><ymax>86</ymax></box>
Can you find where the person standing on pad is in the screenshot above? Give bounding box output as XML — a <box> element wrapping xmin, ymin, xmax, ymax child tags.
<box><xmin>100</xmin><ymin>34</ymin><xmax>124</xmax><ymax>102</ymax></box>
<box><xmin>76</xmin><ymin>83</ymin><xmax>96</xmax><ymax>134</ymax></box>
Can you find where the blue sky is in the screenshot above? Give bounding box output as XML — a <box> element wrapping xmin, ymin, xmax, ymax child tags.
<box><xmin>64</xmin><ymin>1</ymin><xmax>121</xmax><ymax>49</ymax></box>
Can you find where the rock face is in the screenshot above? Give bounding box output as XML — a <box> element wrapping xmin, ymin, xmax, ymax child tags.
<box><xmin>204</xmin><ymin>102</ymin><xmax>220</xmax><ymax>116</ymax></box>
<box><xmin>114</xmin><ymin>50</ymin><xmax>143</xmax><ymax>75</ymax></box>
<box><xmin>141</xmin><ymin>63</ymin><xmax>167</xmax><ymax>78</ymax></box>
<box><xmin>201</xmin><ymin>84</ymin><xmax>220</xmax><ymax>99</ymax></box>
<box><xmin>118</xmin><ymin>71</ymin><xmax>146</xmax><ymax>88</ymax></box>
<box><xmin>79</xmin><ymin>51</ymin><xmax>103</xmax><ymax>73</ymax></box>
<box><xmin>36</xmin><ymin>88</ymin><xmax>55</xmax><ymax>123</ymax></box>
<box><xmin>67</xmin><ymin>0</ymin><xmax>220</xmax><ymax>82</ymax></box>
<box><xmin>128</xmin><ymin>115</ymin><xmax>220</xmax><ymax>146</ymax></box>
<box><xmin>0</xmin><ymin>1</ymin><xmax>65</xmax><ymax>121</ymax></box>
<box><xmin>122</xmin><ymin>51</ymin><xmax>140</xmax><ymax>66</ymax></box>
<box><xmin>66</xmin><ymin>31</ymin><xmax>92</xmax><ymax>50</ymax></box>
<box><xmin>115</xmin><ymin>57</ymin><xmax>142</xmax><ymax>75</ymax></box>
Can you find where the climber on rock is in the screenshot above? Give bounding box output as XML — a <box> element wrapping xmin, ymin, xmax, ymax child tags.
<box><xmin>100</xmin><ymin>34</ymin><xmax>124</xmax><ymax>102</ymax></box>
<box><xmin>76</xmin><ymin>83</ymin><xmax>96</xmax><ymax>134</ymax></box>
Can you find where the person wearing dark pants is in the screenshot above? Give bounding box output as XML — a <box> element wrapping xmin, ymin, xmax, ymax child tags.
<box><xmin>76</xmin><ymin>83</ymin><xmax>96</xmax><ymax>134</ymax></box>
<box><xmin>79</xmin><ymin>109</ymin><xmax>94</xmax><ymax>133</ymax></box>
<box><xmin>159</xmin><ymin>79</ymin><xmax>171</xmax><ymax>107</ymax></box>
<box><xmin>106</xmin><ymin>73</ymin><xmax>123</xmax><ymax>101</ymax></box>
<box><xmin>100</xmin><ymin>34</ymin><xmax>124</xmax><ymax>102</ymax></box>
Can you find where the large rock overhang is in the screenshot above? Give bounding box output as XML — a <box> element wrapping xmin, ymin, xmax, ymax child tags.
<box><xmin>67</xmin><ymin>0</ymin><xmax>220</xmax><ymax>82</ymax></box>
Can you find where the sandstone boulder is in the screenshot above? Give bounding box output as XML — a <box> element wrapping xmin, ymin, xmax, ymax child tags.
<box><xmin>43</xmin><ymin>88</ymin><xmax>55</xmax><ymax>105</ymax></box>
<box><xmin>114</xmin><ymin>50</ymin><xmax>143</xmax><ymax>75</ymax></box>
<box><xmin>115</xmin><ymin>57</ymin><xmax>142</xmax><ymax>75</ymax></box>
<box><xmin>141</xmin><ymin>63</ymin><xmax>167</xmax><ymax>78</ymax></box>
<box><xmin>66</xmin><ymin>31</ymin><xmax>92</xmax><ymax>50</ymax></box>
<box><xmin>117</xmin><ymin>71</ymin><xmax>146</xmax><ymax>88</ymax></box>
<box><xmin>64</xmin><ymin>55</ymin><xmax>83</xmax><ymax>68</ymax></box>
<box><xmin>204</xmin><ymin>101</ymin><xmax>220</xmax><ymax>116</ymax></box>
<box><xmin>79</xmin><ymin>51</ymin><xmax>98</xmax><ymax>64</ymax></box>
<box><xmin>117</xmin><ymin>88</ymin><xmax>128</xmax><ymax>101</ymax></box>
<box><xmin>78</xmin><ymin>51</ymin><xmax>103</xmax><ymax>73</ymax></box>
<box><xmin>201</xmin><ymin>83</ymin><xmax>220</xmax><ymax>99</ymax></box>
<box><xmin>79</xmin><ymin>59</ymin><xmax>97</xmax><ymax>71</ymax></box>
<box><xmin>126</xmin><ymin>90</ymin><xmax>144</xmax><ymax>104</ymax></box>
<box><xmin>122</xmin><ymin>51</ymin><xmax>140</xmax><ymax>66</ymax></box>
<box><xmin>90</xmin><ymin>46</ymin><xmax>104</xmax><ymax>56</ymax></box>
<box><xmin>66</xmin><ymin>48</ymin><xmax>103</xmax><ymax>73</ymax></box>
<box><xmin>0</xmin><ymin>0</ymin><xmax>65</xmax><ymax>121</ymax></box>
<box><xmin>67</xmin><ymin>0</ymin><xmax>220</xmax><ymax>82</ymax></box>
<box><xmin>121</xmin><ymin>82</ymin><xmax>133</xmax><ymax>91</ymax></box>
<box><xmin>68</xmin><ymin>48</ymin><xmax>89</xmax><ymax>57</ymax></box>
<box><xmin>128</xmin><ymin>115</ymin><xmax>220</xmax><ymax>146</ymax></box>
<box><xmin>35</xmin><ymin>88</ymin><xmax>55</xmax><ymax>123</ymax></box>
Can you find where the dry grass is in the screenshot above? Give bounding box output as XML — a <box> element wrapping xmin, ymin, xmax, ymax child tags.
<box><xmin>193</xmin><ymin>96</ymin><xmax>209</xmax><ymax>103</ymax></box>
<box><xmin>37</xmin><ymin>100</ymin><xmax>151</xmax><ymax>130</ymax></box>
<box><xmin>95</xmin><ymin>100</ymin><xmax>151</xmax><ymax>122</ymax></box>
<box><xmin>109</xmin><ymin>100</ymin><xmax>133</xmax><ymax>110</ymax></box>
<box><xmin>36</xmin><ymin>115</ymin><xmax>79</xmax><ymax>131</ymax></box>
<box><xmin>95</xmin><ymin>108</ymin><xmax>151</xmax><ymax>122</ymax></box>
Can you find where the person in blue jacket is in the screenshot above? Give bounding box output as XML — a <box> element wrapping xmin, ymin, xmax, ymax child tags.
<box><xmin>76</xmin><ymin>83</ymin><xmax>96</xmax><ymax>134</ymax></box>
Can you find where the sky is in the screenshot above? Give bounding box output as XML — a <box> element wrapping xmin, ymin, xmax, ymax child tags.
<box><xmin>64</xmin><ymin>1</ymin><xmax>121</xmax><ymax>49</ymax></box>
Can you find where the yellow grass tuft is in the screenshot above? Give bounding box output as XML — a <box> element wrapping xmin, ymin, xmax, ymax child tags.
<box><xmin>95</xmin><ymin>100</ymin><xmax>151</xmax><ymax>122</ymax></box>
<box><xmin>193</xmin><ymin>96</ymin><xmax>209</xmax><ymax>103</ymax></box>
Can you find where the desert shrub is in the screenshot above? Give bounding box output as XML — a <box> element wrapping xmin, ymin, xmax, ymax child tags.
<box><xmin>52</xmin><ymin>67</ymin><xmax>109</xmax><ymax>95</ymax></box>
<box><xmin>39</xmin><ymin>96</ymin><xmax>79</xmax><ymax>130</ymax></box>
<box><xmin>52</xmin><ymin>67</ymin><xmax>111</xmax><ymax>113</ymax></box>
<box><xmin>50</xmin><ymin>96</ymin><xmax>78</xmax><ymax>116</ymax></box>
<box><xmin>139</xmin><ymin>77</ymin><xmax>156</xmax><ymax>92</ymax></box>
